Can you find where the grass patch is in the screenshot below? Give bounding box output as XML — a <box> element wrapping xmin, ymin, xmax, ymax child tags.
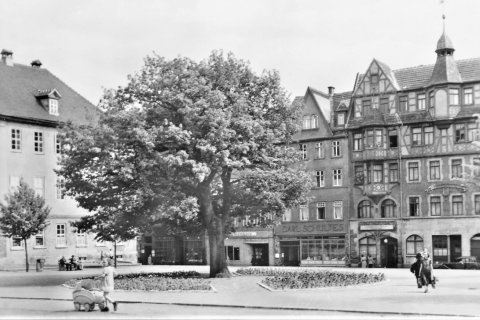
<box><xmin>236</xmin><ymin>267</ymin><xmax>385</xmax><ymax>290</ymax></box>
<box><xmin>64</xmin><ymin>271</ymin><xmax>212</xmax><ymax>291</ymax></box>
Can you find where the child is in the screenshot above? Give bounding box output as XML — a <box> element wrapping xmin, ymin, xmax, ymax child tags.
<box><xmin>99</xmin><ymin>258</ymin><xmax>118</xmax><ymax>311</ymax></box>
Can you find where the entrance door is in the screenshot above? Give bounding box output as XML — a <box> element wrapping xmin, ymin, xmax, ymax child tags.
<box><xmin>450</xmin><ymin>235</ymin><xmax>462</xmax><ymax>262</ymax></box>
<box><xmin>280</xmin><ymin>241</ymin><xmax>300</xmax><ymax>266</ymax></box>
<box><xmin>380</xmin><ymin>237</ymin><xmax>397</xmax><ymax>268</ymax></box>
<box><xmin>251</xmin><ymin>244</ymin><xmax>269</xmax><ymax>266</ymax></box>
<box><xmin>142</xmin><ymin>245</ymin><xmax>152</xmax><ymax>265</ymax></box>
<box><xmin>471</xmin><ymin>234</ymin><xmax>480</xmax><ymax>261</ymax></box>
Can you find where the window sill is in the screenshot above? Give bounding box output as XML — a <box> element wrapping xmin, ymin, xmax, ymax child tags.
<box><xmin>33</xmin><ymin>246</ymin><xmax>46</xmax><ymax>250</ymax></box>
<box><xmin>10</xmin><ymin>150</ymin><xmax>22</xmax><ymax>153</ymax></box>
<box><xmin>76</xmin><ymin>245</ymin><xmax>87</xmax><ymax>248</ymax></box>
<box><xmin>55</xmin><ymin>245</ymin><xmax>67</xmax><ymax>249</ymax></box>
<box><xmin>11</xmin><ymin>247</ymin><xmax>24</xmax><ymax>251</ymax></box>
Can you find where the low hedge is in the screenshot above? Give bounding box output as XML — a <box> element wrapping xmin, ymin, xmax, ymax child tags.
<box><xmin>64</xmin><ymin>271</ymin><xmax>211</xmax><ymax>291</ymax></box>
<box><xmin>236</xmin><ymin>267</ymin><xmax>385</xmax><ymax>289</ymax></box>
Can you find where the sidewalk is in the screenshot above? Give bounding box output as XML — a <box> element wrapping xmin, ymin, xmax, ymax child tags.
<box><xmin>1</xmin><ymin>266</ymin><xmax>480</xmax><ymax>318</ymax></box>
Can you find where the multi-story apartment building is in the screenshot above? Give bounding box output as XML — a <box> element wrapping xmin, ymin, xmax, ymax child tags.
<box><xmin>0</xmin><ymin>50</ymin><xmax>137</xmax><ymax>270</ymax></box>
<box><xmin>347</xmin><ymin>29</ymin><xmax>480</xmax><ymax>268</ymax></box>
<box><xmin>273</xmin><ymin>87</ymin><xmax>352</xmax><ymax>266</ymax></box>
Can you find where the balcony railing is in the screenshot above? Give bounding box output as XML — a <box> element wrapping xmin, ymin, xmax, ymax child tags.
<box><xmin>352</xmin><ymin>148</ymin><xmax>399</xmax><ymax>161</ymax></box>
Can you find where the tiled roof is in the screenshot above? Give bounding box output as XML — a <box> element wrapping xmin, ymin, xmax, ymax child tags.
<box><xmin>332</xmin><ymin>91</ymin><xmax>352</xmax><ymax>111</ymax></box>
<box><xmin>457</xmin><ymin>105</ymin><xmax>480</xmax><ymax>118</ymax></box>
<box><xmin>0</xmin><ymin>62</ymin><xmax>99</xmax><ymax>125</ymax></box>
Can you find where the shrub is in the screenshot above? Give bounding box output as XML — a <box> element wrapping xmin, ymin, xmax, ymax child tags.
<box><xmin>236</xmin><ymin>267</ymin><xmax>385</xmax><ymax>289</ymax></box>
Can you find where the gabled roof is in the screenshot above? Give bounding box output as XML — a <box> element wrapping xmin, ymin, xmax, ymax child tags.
<box><xmin>0</xmin><ymin>62</ymin><xmax>99</xmax><ymax>125</ymax></box>
<box><xmin>332</xmin><ymin>91</ymin><xmax>352</xmax><ymax>111</ymax></box>
<box><xmin>306</xmin><ymin>86</ymin><xmax>331</xmax><ymax>124</ymax></box>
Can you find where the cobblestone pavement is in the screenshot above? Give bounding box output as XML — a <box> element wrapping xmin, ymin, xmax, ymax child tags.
<box><xmin>0</xmin><ymin>265</ymin><xmax>479</xmax><ymax>319</ymax></box>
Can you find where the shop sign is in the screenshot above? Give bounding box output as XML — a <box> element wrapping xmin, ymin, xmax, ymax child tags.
<box><xmin>359</xmin><ymin>221</ymin><xmax>396</xmax><ymax>232</ymax></box>
<box><xmin>231</xmin><ymin>231</ymin><xmax>258</xmax><ymax>237</ymax></box>
<box><xmin>274</xmin><ymin>221</ymin><xmax>345</xmax><ymax>236</ymax></box>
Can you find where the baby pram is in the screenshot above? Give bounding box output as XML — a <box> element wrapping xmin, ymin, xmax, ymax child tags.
<box><xmin>72</xmin><ymin>279</ymin><xmax>107</xmax><ymax>312</ymax></box>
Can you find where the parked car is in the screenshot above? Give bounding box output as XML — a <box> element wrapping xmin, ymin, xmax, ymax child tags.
<box><xmin>436</xmin><ymin>256</ymin><xmax>480</xmax><ymax>270</ymax></box>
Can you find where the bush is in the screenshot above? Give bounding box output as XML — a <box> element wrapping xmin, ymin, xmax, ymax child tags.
<box><xmin>236</xmin><ymin>267</ymin><xmax>385</xmax><ymax>290</ymax></box>
<box><xmin>64</xmin><ymin>271</ymin><xmax>211</xmax><ymax>291</ymax></box>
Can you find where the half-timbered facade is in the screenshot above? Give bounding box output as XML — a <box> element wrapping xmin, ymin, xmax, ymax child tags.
<box><xmin>347</xmin><ymin>30</ymin><xmax>480</xmax><ymax>268</ymax></box>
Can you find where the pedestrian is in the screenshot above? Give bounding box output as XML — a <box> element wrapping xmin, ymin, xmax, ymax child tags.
<box><xmin>368</xmin><ymin>255</ymin><xmax>374</xmax><ymax>268</ymax></box>
<box><xmin>420</xmin><ymin>249</ymin><xmax>435</xmax><ymax>293</ymax></box>
<box><xmin>99</xmin><ymin>258</ymin><xmax>118</xmax><ymax>311</ymax></box>
<box><xmin>361</xmin><ymin>254</ymin><xmax>367</xmax><ymax>268</ymax></box>
<box><xmin>70</xmin><ymin>255</ymin><xmax>78</xmax><ymax>270</ymax></box>
<box><xmin>410</xmin><ymin>252</ymin><xmax>424</xmax><ymax>289</ymax></box>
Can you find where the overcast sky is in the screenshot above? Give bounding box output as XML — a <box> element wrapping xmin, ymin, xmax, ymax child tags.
<box><xmin>1</xmin><ymin>0</ymin><xmax>479</xmax><ymax>104</ymax></box>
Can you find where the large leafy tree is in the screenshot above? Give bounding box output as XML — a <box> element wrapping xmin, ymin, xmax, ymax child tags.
<box><xmin>58</xmin><ymin>51</ymin><xmax>310</xmax><ymax>277</ymax></box>
<box><xmin>0</xmin><ymin>180</ymin><xmax>50</xmax><ymax>272</ymax></box>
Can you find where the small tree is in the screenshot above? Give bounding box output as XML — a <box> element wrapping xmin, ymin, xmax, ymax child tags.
<box><xmin>0</xmin><ymin>180</ymin><xmax>50</xmax><ymax>272</ymax></box>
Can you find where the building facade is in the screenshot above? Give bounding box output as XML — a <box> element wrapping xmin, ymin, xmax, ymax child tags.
<box><xmin>273</xmin><ymin>87</ymin><xmax>352</xmax><ymax>267</ymax></box>
<box><xmin>346</xmin><ymin>30</ymin><xmax>480</xmax><ymax>267</ymax></box>
<box><xmin>0</xmin><ymin>50</ymin><xmax>137</xmax><ymax>270</ymax></box>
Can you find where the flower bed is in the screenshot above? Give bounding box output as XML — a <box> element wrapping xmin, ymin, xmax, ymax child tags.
<box><xmin>64</xmin><ymin>271</ymin><xmax>212</xmax><ymax>291</ymax></box>
<box><xmin>236</xmin><ymin>267</ymin><xmax>385</xmax><ymax>289</ymax></box>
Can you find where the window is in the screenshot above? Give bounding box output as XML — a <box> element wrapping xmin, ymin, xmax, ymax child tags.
<box><xmin>451</xmin><ymin>195</ymin><xmax>464</xmax><ymax>215</ymax></box>
<box><xmin>455</xmin><ymin>124</ymin><xmax>466</xmax><ymax>142</ymax></box>
<box><xmin>372</xmin><ymin>164</ymin><xmax>383</xmax><ymax>183</ymax></box>
<box><xmin>399</xmin><ymin>96</ymin><xmax>408</xmax><ymax>112</ymax></box>
<box><xmin>354</xmin><ymin>101</ymin><xmax>362</xmax><ymax>118</ymax></box>
<box><xmin>337</xmin><ymin>113</ymin><xmax>345</xmax><ymax>126</ymax></box>
<box><xmin>429</xmin><ymin>160</ymin><xmax>441</xmax><ymax>180</ymax></box>
<box><xmin>468</xmin><ymin>122</ymin><xmax>479</xmax><ymax>141</ymax></box>
<box><xmin>34</xmin><ymin>131</ymin><xmax>43</xmax><ymax>153</ymax></box>
<box><xmin>359</xmin><ymin>237</ymin><xmax>376</xmax><ymax>258</ymax></box>
<box><xmin>417</xmin><ymin>94</ymin><xmax>426</xmax><ymax>110</ymax></box>
<box><xmin>333</xmin><ymin>169</ymin><xmax>342</xmax><ymax>186</ymax></box>
<box><xmin>475</xmin><ymin>195</ymin><xmax>480</xmax><ymax>215</ymax></box>
<box><xmin>358</xmin><ymin>200</ymin><xmax>372</xmax><ymax>218</ymax></box>
<box><xmin>374</xmin><ymin>129</ymin><xmax>382</xmax><ymax>147</ymax></box>
<box><xmin>381</xmin><ymin>199</ymin><xmax>396</xmax><ymax>218</ymax></box>
<box><xmin>474</xmin><ymin>157</ymin><xmax>480</xmax><ymax>178</ymax></box>
<box><xmin>449</xmin><ymin>88</ymin><xmax>459</xmax><ymax>105</ymax></box>
<box><xmin>49</xmin><ymin>99</ymin><xmax>59</xmax><ymax>115</ymax></box>
<box><xmin>389</xmin><ymin>163</ymin><xmax>398</xmax><ymax>182</ymax></box>
<box><xmin>315</xmin><ymin>171</ymin><xmax>325</xmax><ymax>188</ymax></box>
<box><xmin>315</xmin><ymin>142</ymin><xmax>325</xmax><ymax>159</ymax></box>
<box><xmin>409</xmin><ymin>197</ymin><xmax>420</xmax><ymax>216</ymax></box>
<box><xmin>33</xmin><ymin>177</ymin><xmax>44</xmax><ymax>198</ymax></box>
<box><xmin>406</xmin><ymin>235</ymin><xmax>424</xmax><ymax>255</ymax></box>
<box><xmin>299</xmin><ymin>205</ymin><xmax>309</xmax><ymax>221</ymax></box>
<box><xmin>332</xmin><ymin>140</ymin><xmax>341</xmax><ymax>157</ymax></box>
<box><xmin>283</xmin><ymin>208</ymin><xmax>291</xmax><ymax>222</ymax></box>
<box><xmin>354</xmin><ymin>165</ymin><xmax>364</xmax><ymax>185</ymax></box>
<box><xmin>55</xmin><ymin>133</ymin><xmax>61</xmax><ymax>154</ymax></box>
<box><xmin>408</xmin><ymin>162</ymin><xmax>420</xmax><ymax>182</ymax></box>
<box><xmin>388</xmin><ymin>129</ymin><xmax>398</xmax><ymax>148</ymax></box>
<box><xmin>430</xmin><ymin>196</ymin><xmax>442</xmax><ymax>216</ymax></box>
<box><xmin>433</xmin><ymin>235</ymin><xmax>448</xmax><ymax>261</ymax></box>
<box><xmin>412</xmin><ymin>127</ymin><xmax>422</xmax><ymax>146</ymax></box>
<box><xmin>12</xmin><ymin>236</ymin><xmax>23</xmax><ymax>249</ymax></box>
<box><xmin>11</xmin><ymin>129</ymin><xmax>21</xmax><ymax>151</ymax></box>
<box><xmin>56</xmin><ymin>224</ymin><xmax>66</xmax><ymax>247</ymax></box>
<box><xmin>365</xmin><ymin>130</ymin><xmax>374</xmax><ymax>148</ymax></box>
<box><xmin>451</xmin><ymin>159</ymin><xmax>463</xmax><ymax>178</ymax></box>
<box><xmin>35</xmin><ymin>231</ymin><xmax>45</xmax><ymax>247</ymax></box>
<box><xmin>316</xmin><ymin>202</ymin><xmax>325</xmax><ymax>220</ymax></box>
<box><xmin>363</xmin><ymin>99</ymin><xmax>372</xmax><ymax>116</ymax></box>
<box><xmin>76</xmin><ymin>230</ymin><xmax>87</xmax><ymax>247</ymax></box>
<box><xmin>440</xmin><ymin>128</ymin><xmax>448</xmax><ymax>146</ymax></box>
<box><xmin>300</xmin><ymin>144</ymin><xmax>307</xmax><ymax>160</ymax></box>
<box><xmin>225</xmin><ymin>246</ymin><xmax>240</xmax><ymax>261</ymax></box>
<box><xmin>56</xmin><ymin>178</ymin><xmax>66</xmax><ymax>199</ymax></box>
<box><xmin>380</xmin><ymin>97</ymin><xmax>389</xmax><ymax>113</ymax></box>
<box><xmin>429</xmin><ymin>91</ymin><xmax>435</xmax><ymax>108</ymax></box>
<box><xmin>333</xmin><ymin>201</ymin><xmax>343</xmax><ymax>220</ymax></box>
<box><xmin>353</xmin><ymin>134</ymin><xmax>362</xmax><ymax>151</ymax></box>
<box><xmin>424</xmin><ymin>126</ymin><xmax>434</xmax><ymax>145</ymax></box>
<box><xmin>463</xmin><ymin>88</ymin><xmax>473</xmax><ymax>105</ymax></box>
<box><xmin>302</xmin><ymin>115</ymin><xmax>318</xmax><ymax>130</ymax></box>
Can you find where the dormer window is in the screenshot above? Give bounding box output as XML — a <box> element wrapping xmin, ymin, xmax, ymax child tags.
<box><xmin>302</xmin><ymin>115</ymin><xmax>318</xmax><ymax>130</ymax></box>
<box><xmin>49</xmin><ymin>99</ymin><xmax>59</xmax><ymax>115</ymax></box>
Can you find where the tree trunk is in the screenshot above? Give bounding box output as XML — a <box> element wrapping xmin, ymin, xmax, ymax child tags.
<box><xmin>207</xmin><ymin>219</ymin><xmax>231</xmax><ymax>278</ymax></box>
<box><xmin>114</xmin><ymin>240</ymin><xmax>117</xmax><ymax>268</ymax></box>
<box><xmin>24</xmin><ymin>239</ymin><xmax>29</xmax><ymax>272</ymax></box>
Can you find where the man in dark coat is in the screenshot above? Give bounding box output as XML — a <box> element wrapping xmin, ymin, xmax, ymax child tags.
<box><xmin>410</xmin><ymin>253</ymin><xmax>424</xmax><ymax>288</ymax></box>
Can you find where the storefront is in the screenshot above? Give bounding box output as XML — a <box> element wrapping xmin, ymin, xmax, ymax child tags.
<box><xmin>274</xmin><ymin>221</ymin><xmax>347</xmax><ymax>266</ymax></box>
<box><xmin>224</xmin><ymin>229</ymin><xmax>274</xmax><ymax>266</ymax></box>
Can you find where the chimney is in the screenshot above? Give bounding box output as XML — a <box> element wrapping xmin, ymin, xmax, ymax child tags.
<box><xmin>1</xmin><ymin>49</ymin><xmax>13</xmax><ymax>66</ymax></box>
<box><xmin>328</xmin><ymin>86</ymin><xmax>335</xmax><ymax>96</ymax></box>
<box><xmin>31</xmin><ymin>59</ymin><xmax>42</xmax><ymax>68</ymax></box>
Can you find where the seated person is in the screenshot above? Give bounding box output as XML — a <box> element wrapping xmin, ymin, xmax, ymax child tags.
<box><xmin>59</xmin><ymin>256</ymin><xmax>67</xmax><ymax>270</ymax></box>
<box><xmin>70</xmin><ymin>255</ymin><xmax>78</xmax><ymax>270</ymax></box>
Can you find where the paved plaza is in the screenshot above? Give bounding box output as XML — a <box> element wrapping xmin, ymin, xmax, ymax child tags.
<box><xmin>0</xmin><ymin>265</ymin><xmax>479</xmax><ymax>319</ymax></box>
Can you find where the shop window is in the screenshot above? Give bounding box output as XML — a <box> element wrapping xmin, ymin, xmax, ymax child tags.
<box><xmin>406</xmin><ymin>235</ymin><xmax>424</xmax><ymax>255</ymax></box>
<box><xmin>225</xmin><ymin>246</ymin><xmax>240</xmax><ymax>261</ymax></box>
<box><xmin>432</xmin><ymin>235</ymin><xmax>448</xmax><ymax>262</ymax></box>
<box><xmin>381</xmin><ymin>199</ymin><xmax>396</xmax><ymax>218</ymax></box>
<box><xmin>358</xmin><ymin>200</ymin><xmax>372</xmax><ymax>218</ymax></box>
<box><xmin>359</xmin><ymin>237</ymin><xmax>376</xmax><ymax>258</ymax></box>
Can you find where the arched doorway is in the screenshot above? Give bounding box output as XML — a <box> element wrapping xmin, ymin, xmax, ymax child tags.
<box><xmin>471</xmin><ymin>234</ymin><xmax>480</xmax><ymax>261</ymax></box>
<box><xmin>380</xmin><ymin>236</ymin><xmax>398</xmax><ymax>268</ymax></box>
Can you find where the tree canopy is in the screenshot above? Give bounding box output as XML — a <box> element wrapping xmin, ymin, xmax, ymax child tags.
<box><xmin>58</xmin><ymin>51</ymin><xmax>311</xmax><ymax>277</ymax></box>
<box><xmin>0</xmin><ymin>180</ymin><xmax>50</xmax><ymax>272</ymax></box>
